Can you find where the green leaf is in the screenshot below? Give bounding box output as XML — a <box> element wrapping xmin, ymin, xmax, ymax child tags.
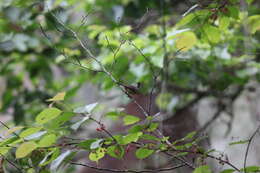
<box><xmin>219</xmin><ymin>16</ymin><xmax>230</xmax><ymax>30</ymax></box>
<box><xmin>106</xmin><ymin>111</ymin><xmax>123</xmax><ymax>120</ymax></box>
<box><xmin>20</xmin><ymin>127</ymin><xmax>42</xmax><ymax>138</ymax></box>
<box><xmin>73</xmin><ymin>102</ymin><xmax>98</xmax><ymax>114</ymax></box>
<box><xmin>227</xmin><ymin>6</ymin><xmax>239</xmax><ymax>19</ymax></box>
<box><xmin>89</xmin><ymin>147</ymin><xmax>106</xmax><ymax>162</ymax></box>
<box><xmin>203</xmin><ymin>25</ymin><xmax>221</xmax><ymax>43</ymax></box>
<box><xmin>122</xmin><ymin>132</ymin><xmax>143</xmax><ymax>144</ymax></box>
<box><xmin>240</xmin><ymin>166</ymin><xmax>260</xmax><ymax>172</ymax></box>
<box><xmin>24</xmin><ymin>131</ymin><xmax>47</xmax><ymax>140</ymax></box>
<box><xmin>36</xmin><ymin>108</ymin><xmax>62</xmax><ymax>124</ymax></box>
<box><xmin>176</xmin><ymin>31</ymin><xmax>197</xmax><ymax>51</ymax></box>
<box><xmin>16</xmin><ymin>142</ymin><xmax>38</xmax><ymax>158</ymax></box>
<box><xmin>0</xmin><ymin>136</ymin><xmax>19</xmax><ymax>147</ymax></box>
<box><xmin>141</xmin><ymin>134</ymin><xmax>160</xmax><ymax>141</ymax></box>
<box><xmin>46</xmin><ymin>92</ymin><xmax>66</xmax><ymax>102</ymax></box>
<box><xmin>248</xmin><ymin>15</ymin><xmax>260</xmax><ymax>34</ymax></box>
<box><xmin>38</xmin><ymin>134</ymin><xmax>57</xmax><ymax>147</ymax></box>
<box><xmin>123</xmin><ymin>115</ymin><xmax>140</xmax><ymax>125</ymax></box>
<box><xmin>78</xmin><ymin>139</ymin><xmax>98</xmax><ymax>150</ymax></box>
<box><xmin>220</xmin><ymin>169</ymin><xmax>235</xmax><ymax>173</ymax></box>
<box><xmin>229</xmin><ymin>140</ymin><xmax>249</xmax><ymax>146</ymax></box>
<box><xmin>128</xmin><ymin>125</ymin><xmax>145</xmax><ymax>133</ymax></box>
<box><xmin>147</xmin><ymin>123</ymin><xmax>159</xmax><ymax>132</ymax></box>
<box><xmin>39</xmin><ymin>148</ymin><xmax>60</xmax><ymax>166</ymax></box>
<box><xmin>0</xmin><ymin>147</ymin><xmax>10</xmax><ymax>155</ymax></box>
<box><xmin>183</xmin><ymin>131</ymin><xmax>197</xmax><ymax>140</ymax></box>
<box><xmin>193</xmin><ymin>165</ymin><xmax>212</xmax><ymax>173</ymax></box>
<box><xmin>107</xmin><ymin>145</ymin><xmax>124</xmax><ymax>159</ymax></box>
<box><xmin>246</xmin><ymin>0</ymin><xmax>255</xmax><ymax>4</ymax></box>
<box><xmin>4</xmin><ymin>126</ymin><xmax>24</xmax><ymax>137</ymax></box>
<box><xmin>48</xmin><ymin>112</ymin><xmax>75</xmax><ymax>129</ymax></box>
<box><xmin>135</xmin><ymin>148</ymin><xmax>154</xmax><ymax>159</ymax></box>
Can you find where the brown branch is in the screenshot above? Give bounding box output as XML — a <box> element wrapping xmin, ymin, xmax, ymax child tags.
<box><xmin>70</xmin><ymin>162</ymin><xmax>186</xmax><ymax>173</ymax></box>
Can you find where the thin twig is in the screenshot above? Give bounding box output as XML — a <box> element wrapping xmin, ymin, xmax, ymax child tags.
<box><xmin>243</xmin><ymin>125</ymin><xmax>260</xmax><ymax>173</ymax></box>
<box><xmin>70</xmin><ymin>162</ymin><xmax>186</xmax><ymax>173</ymax></box>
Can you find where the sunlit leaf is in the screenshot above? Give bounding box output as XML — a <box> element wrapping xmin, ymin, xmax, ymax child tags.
<box><xmin>38</xmin><ymin>134</ymin><xmax>57</xmax><ymax>147</ymax></box>
<box><xmin>20</xmin><ymin>127</ymin><xmax>42</xmax><ymax>138</ymax></box>
<box><xmin>16</xmin><ymin>142</ymin><xmax>38</xmax><ymax>159</ymax></box>
<box><xmin>0</xmin><ymin>147</ymin><xmax>10</xmax><ymax>155</ymax></box>
<box><xmin>203</xmin><ymin>25</ymin><xmax>221</xmax><ymax>43</ymax></box>
<box><xmin>47</xmin><ymin>92</ymin><xmax>66</xmax><ymax>102</ymax></box>
<box><xmin>248</xmin><ymin>15</ymin><xmax>260</xmax><ymax>34</ymax></box>
<box><xmin>36</xmin><ymin>108</ymin><xmax>62</xmax><ymax>124</ymax></box>
<box><xmin>176</xmin><ymin>31</ymin><xmax>197</xmax><ymax>51</ymax></box>
<box><xmin>89</xmin><ymin>147</ymin><xmax>106</xmax><ymax>162</ymax></box>
<box><xmin>219</xmin><ymin>16</ymin><xmax>230</xmax><ymax>30</ymax></box>
<box><xmin>122</xmin><ymin>132</ymin><xmax>143</xmax><ymax>144</ymax></box>
<box><xmin>4</xmin><ymin>126</ymin><xmax>24</xmax><ymax>137</ymax></box>
<box><xmin>123</xmin><ymin>115</ymin><xmax>140</xmax><ymax>125</ymax></box>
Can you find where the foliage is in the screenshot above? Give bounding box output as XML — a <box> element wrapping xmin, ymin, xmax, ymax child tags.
<box><xmin>0</xmin><ymin>0</ymin><xmax>260</xmax><ymax>172</ymax></box>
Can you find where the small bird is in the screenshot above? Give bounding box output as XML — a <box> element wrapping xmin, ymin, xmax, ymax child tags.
<box><xmin>120</xmin><ymin>82</ymin><xmax>141</xmax><ymax>97</ymax></box>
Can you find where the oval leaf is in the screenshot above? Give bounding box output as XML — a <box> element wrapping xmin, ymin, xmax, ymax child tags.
<box><xmin>176</xmin><ymin>31</ymin><xmax>197</xmax><ymax>51</ymax></box>
<box><xmin>36</xmin><ymin>108</ymin><xmax>62</xmax><ymax>124</ymax></box>
<box><xmin>38</xmin><ymin>134</ymin><xmax>57</xmax><ymax>147</ymax></box>
<box><xmin>107</xmin><ymin>145</ymin><xmax>124</xmax><ymax>159</ymax></box>
<box><xmin>135</xmin><ymin>148</ymin><xmax>154</xmax><ymax>159</ymax></box>
<box><xmin>16</xmin><ymin>142</ymin><xmax>38</xmax><ymax>159</ymax></box>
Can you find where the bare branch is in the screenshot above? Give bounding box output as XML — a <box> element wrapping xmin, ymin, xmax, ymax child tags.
<box><xmin>70</xmin><ymin>162</ymin><xmax>186</xmax><ymax>173</ymax></box>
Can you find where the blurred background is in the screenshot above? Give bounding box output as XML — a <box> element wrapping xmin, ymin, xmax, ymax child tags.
<box><xmin>0</xmin><ymin>0</ymin><xmax>260</xmax><ymax>172</ymax></box>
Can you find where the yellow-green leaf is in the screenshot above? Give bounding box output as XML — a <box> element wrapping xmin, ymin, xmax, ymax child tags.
<box><xmin>38</xmin><ymin>134</ymin><xmax>57</xmax><ymax>147</ymax></box>
<box><xmin>204</xmin><ymin>25</ymin><xmax>221</xmax><ymax>43</ymax></box>
<box><xmin>20</xmin><ymin>127</ymin><xmax>42</xmax><ymax>138</ymax></box>
<box><xmin>0</xmin><ymin>147</ymin><xmax>10</xmax><ymax>155</ymax></box>
<box><xmin>36</xmin><ymin>108</ymin><xmax>62</xmax><ymax>124</ymax></box>
<box><xmin>4</xmin><ymin>126</ymin><xmax>24</xmax><ymax>137</ymax></box>
<box><xmin>89</xmin><ymin>148</ymin><xmax>106</xmax><ymax>162</ymax></box>
<box><xmin>176</xmin><ymin>31</ymin><xmax>197</xmax><ymax>51</ymax></box>
<box><xmin>248</xmin><ymin>15</ymin><xmax>260</xmax><ymax>34</ymax></box>
<box><xmin>219</xmin><ymin>16</ymin><xmax>230</xmax><ymax>30</ymax></box>
<box><xmin>16</xmin><ymin>142</ymin><xmax>38</xmax><ymax>158</ymax></box>
<box><xmin>123</xmin><ymin>115</ymin><xmax>140</xmax><ymax>125</ymax></box>
<box><xmin>47</xmin><ymin>92</ymin><xmax>66</xmax><ymax>102</ymax></box>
